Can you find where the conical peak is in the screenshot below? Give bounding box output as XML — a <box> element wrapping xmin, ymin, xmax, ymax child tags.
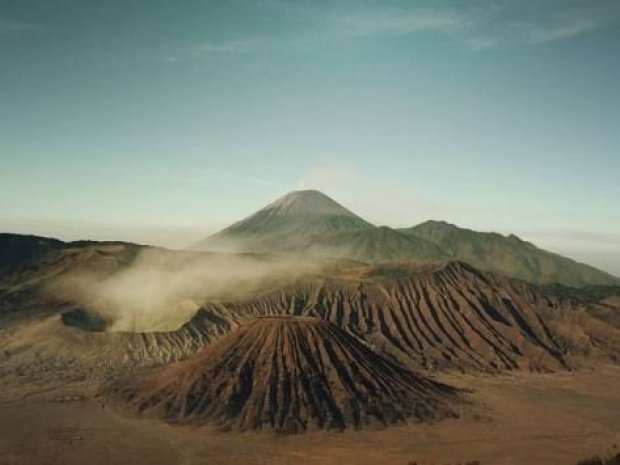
<box><xmin>108</xmin><ymin>316</ymin><xmax>458</xmax><ymax>432</ymax></box>
<box><xmin>197</xmin><ymin>189</ymin><xmax>374</xmax><ymax>249</ymax></box>
<box><xmin>266</xmin><ymin>189</ymin><xmax>358</xmax><ymax>217</ymax></box>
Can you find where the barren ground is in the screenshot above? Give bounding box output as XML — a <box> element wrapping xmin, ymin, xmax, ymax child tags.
<box><xmin>1</xmin><ymin>366</ymin><xmax>619</xmax><ymax>465</ymax></box>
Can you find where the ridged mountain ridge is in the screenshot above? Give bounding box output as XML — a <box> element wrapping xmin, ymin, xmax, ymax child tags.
<box><xmin>401</xmin><ymin>220</ymin><xmax>619</xmax><ymax>287</ymax></box>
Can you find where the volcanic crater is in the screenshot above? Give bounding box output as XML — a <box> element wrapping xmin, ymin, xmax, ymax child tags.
<box><xmin>105</xmin><ymin>316</ymin><xmax>460</xmax><ymax>433</ymax></box>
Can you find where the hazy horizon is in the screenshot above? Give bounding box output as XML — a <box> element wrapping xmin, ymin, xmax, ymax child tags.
<box><xmin>2</xmin><ymin>187</ymin><xmax>619</xmax><ymax>277</ymax></box>
<box><xmin>1</xmin><ymin>1</ymin><xmax>619</xmax><ymax>276</ymax></box>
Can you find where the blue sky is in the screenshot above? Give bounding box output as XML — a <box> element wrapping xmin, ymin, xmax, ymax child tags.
<box><xmin>1</xmin><ymin>0</ymin><xmax>619</xmax><ymax>274</ymax></box>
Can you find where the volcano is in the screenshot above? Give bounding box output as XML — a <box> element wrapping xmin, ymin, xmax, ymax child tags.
<box><xmin>105</xmin><ymin>316</ymin><xmax>458</xmax><ymax>433</ymax></box>
<box><xmin>195</xmin><ymin>189</ymin><xmax>373</xmax><ymax>253</ymax></box>
<box><xmin>194</xmin><ymin>190</ymin><xmax>446</xmax><ymax>262</ymax></box>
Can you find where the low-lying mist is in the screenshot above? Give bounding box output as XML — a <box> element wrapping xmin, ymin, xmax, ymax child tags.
<box><xmin>51</xmin><ymin>247</ymin><xmax>326</xmax><ymax>332</ymax></box>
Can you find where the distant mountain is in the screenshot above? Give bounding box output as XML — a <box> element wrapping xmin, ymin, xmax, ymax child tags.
<box><xmin>195</xmin><ymin>189</ymin><xmax>373</xmax><ymax>252</ymax></box>
<box><xmin>400</xmin><ymin>220</ymin><xmax>619</xmax><ymax>287</ymax></box>
<box><xmin>195</xmin><ymin>190</ymin><xmax>446</xmax><ymax>263</ymax></box>
<box><xmin>0</xmin><ymin>233</ymin><xmax>142</xmax><ymax>273</ymax></box>
<box><xmin>195</xmin><ymin>191</ymin><xmax>619</xmax><ymax>287</ymax></box>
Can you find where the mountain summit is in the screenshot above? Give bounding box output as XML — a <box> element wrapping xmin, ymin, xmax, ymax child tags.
<box><xmin>262</xmin><ymin>189</ymin><xmax>365</xmax><ymax>218</ymax></box>
<box><xmin>195</xmin><ymin>189</ymin><xmax>373</xmax><ymax>252</ymax></box>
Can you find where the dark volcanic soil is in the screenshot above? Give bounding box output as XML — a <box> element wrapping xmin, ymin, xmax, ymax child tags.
<box><xmin>105</xmin><ymin>317</ymin><xmax>459</xmax><ymax>433</ymax></box>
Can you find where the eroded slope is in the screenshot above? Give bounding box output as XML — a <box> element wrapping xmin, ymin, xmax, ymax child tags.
<box><xmin>105</xmin><ymin>317</ymin><xmax>459</xmax><ymax>432</ymax></box>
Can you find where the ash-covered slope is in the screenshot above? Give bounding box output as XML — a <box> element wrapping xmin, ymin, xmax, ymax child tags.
<box><xmin>196</xmin><ymin>190</ymin><xmax>373</xmax><ymax>252</ymax></box>
<box><xmin>191</xmin><ymin>262</ymin><xmax>620</xmax><ymax>373</ymax></box>
<box><xmin>401</xmin><ymin>221</ymin><xmax>619</xmax><ymax>287</ymax></box>
<box><xmin>105</xmin><ymin>317</ymin><xmax>458</xmax><ymax>432</ymax></box>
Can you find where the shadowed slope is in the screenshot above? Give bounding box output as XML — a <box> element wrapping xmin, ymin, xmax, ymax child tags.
<box><xmin>106</xmin><ymin>317</ymin><xmax>458</xmax><ymax>432</ymax></box>
<box><xmin>0</xmin><ymin>233</ymin><xmax>64</xmax><ymax>272</ymax></box>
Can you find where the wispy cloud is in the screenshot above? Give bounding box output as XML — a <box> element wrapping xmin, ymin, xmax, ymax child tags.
<box><xmin>183</xmin><ymin>36</ymin><xmax>294</xmax><ymax>60</ymax></box>
<box><xmin>170</xmin><ymin>0</ymin><xmax>619</xmax><ymax>60</ymax></box>
<box><xmin>179</xmin><ymin>9</ymin><xmax>468</xmax><ymax>60</ymax></box>
<box><xmin>462</xmin><ymin>0</ymin><xmax>618</xmax><ymax>49</ymax></box>
<box><xmin>0</xmin><ymin>19</ymin><xmax>41</xmax><ymax>34</ymax></box>
<box><xmin>521</xmin><ymin>18</ymin><xmax>601</xmax><ymax>44</ymax></box>
<box><xmin>335</xmin><ymin>1</ymin><xmax>618</xmax><ymax>46</ymax></box>
<box><xmin>339</xmin><ymin>10</ymin><xmax>469</xmax><ymax>37</ymax></box>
